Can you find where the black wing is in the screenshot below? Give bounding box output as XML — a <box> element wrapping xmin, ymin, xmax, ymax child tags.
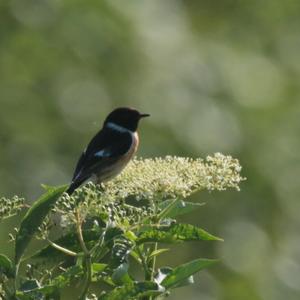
<box><xmin>67</xmin><ymin>127</ymin><xmax>132</xmax><ymax>194</ymax></box>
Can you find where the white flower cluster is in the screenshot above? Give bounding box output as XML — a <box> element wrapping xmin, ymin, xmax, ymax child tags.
<box><xmin>0</xmin><ymin>195</ymin><xmax>25</xmax><ymax>221</ymax></box>
<box><xmin>101</xmin><ymin>153</ymin><xmax>245</xmax><ymax>201</ymax></box>
<box><xmin>54</xmin><ymin>153</ymin><xmax>244</xmax><ymax>229</ymax></box>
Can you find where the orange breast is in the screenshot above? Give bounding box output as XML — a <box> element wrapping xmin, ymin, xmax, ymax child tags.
<box><xmin>127</xmin><ymin>131</ymin><xmax>139</xmax><ymax>160</ymax></box>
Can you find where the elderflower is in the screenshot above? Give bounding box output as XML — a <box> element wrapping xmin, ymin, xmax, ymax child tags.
<box><xmin>0</xmin><ymin>195</ymin><xmax>25</xmax><ymax>221</ymax></box>
<box><xmin>54</xmin><ymin>154</ymin><xmax>245</xmax><ymax>229</ymax></box>
<box><xmin>102</xmin><ymin>153</ymin><xmax>245</xmax><ymax>200</ymax></box>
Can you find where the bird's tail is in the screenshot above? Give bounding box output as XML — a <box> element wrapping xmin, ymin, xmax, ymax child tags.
<box><xmin>66</xmin><ymin>184</ymin><xmax>75</xmax><ymax>195</ymax></box>
<box><xmin>66</xmin><ymin>173</ymin><xmax>91</xmax><ymax>195</ymax></box>
<box><xmin>66</xmin><ymin>181</ymin><xmax>81</xmax><ymax>195</ymax></box>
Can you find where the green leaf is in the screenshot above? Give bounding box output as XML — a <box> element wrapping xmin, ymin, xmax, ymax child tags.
<box><xmin>161</xmin><ymin>258</ymin><xmax>218</xmax><ymax>289</ymax></box>
<box><xmin>92</xmin><ymin>227</ymin><xmax>124</xmax><ymax>262</ymax></box>
<box><xmin>124</xmin><ymin>230</ymin><xmax>137</xmax><ymax>242</ymax></box>
<box><xmin>173</xmin><ymin>275</ymin><xmax>194</xmax><ymax>288</ymax></box>
<box><xmin>154</xmin><ymin>267</ymin><xmax>172</xmax><ymax>284</ymax></box>
<box><xmin>156</xmin><ymin>267</ymin><xmax>194</xmax><ymax>289</ymax></box>
<box><xmin>0</xmin><ymin>253</ymin><xmax>14</xmax><ymax>278</ymax></box>
<box><xmin>40</xmin><ymin>184</ymin><xmax>54</xmax><ymax>191</ymax></box>
<box><xmin>110</xmin><ymin>235</ymin><xmax>134</xmax><ymax>268</ymax></box>
<box><xmin>49</xmin><ymin>265</ymin><xmax>83</xmax><ymax>289</ymax></box>
<box><xmin>28</xmin><ymin>229</ymin><xmax>99</xmax><ymax>261</ymax></box>
<box><xmin>15</xmin><ymin>292</ymin><xmax>38</xmax><ymax>300</ymax></box>
<box><xmin>129</xmin><ymin>250</ymin><xmax>141</xmax><ymax>264</ymax></box>
<box><xmin>158</xmin><ymin>200</ymin><xmax>205</xmax><ymax>219</ymax></box>
<box><xmin>15</xmin><ymin>185</ymin><xmax>67</xmax><ymax>265</ymax></box>
<box><xmin>92</xmin><ymin>263</ymin><xmax>108</xmax><ymax>282</ymax></box>
<box><xmin>16</xmin><ymin>265</ymin><xmax>83</xmax><ymax>298</ymax></box>
<box><xmin>19</xmin><ymin>279</ymin><xmax>41</xmax><ymax>292</ymax></box>
<box><xmin>92</xmin><ymin>263</ymin><xmax>107</xmax><ymax>273</ymax></box>
<box><xmin>16</xmin><ymin>279</ymin><xmax>44</xmax><ymax>300</ymax></box>
<box><xmin>157</xmin><ymin>199</ymin><xmax>180</xmax><ymax>220</ymax></box>
<box><xmin>137</xmin><ymin>223</ymin><xmax>223</xmax><ymax>244</ymax></box>
<box><xmin>111</xmin><ymin>262</ymin><xmax>132</xmax><ymax>285</ymax></box>
<box><xmin>104</xmin><ymin>227</ymin><xmax>124</xmax><ymax>244</ymax></box>
<box><xmin>99</xmin><ymin>281</ymin><xmax>165</xmax><ymax>300</ymax></box>
<box><xmin>148</xmin><ymin>248</ymin><xmax>170</xmax><ymax>260</ymax></box>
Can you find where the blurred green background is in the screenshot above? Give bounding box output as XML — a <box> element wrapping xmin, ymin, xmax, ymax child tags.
<box><xmin>1</xmin><ymin>0</ymin><xmax>300</xmax><ymax>299</ymax></box>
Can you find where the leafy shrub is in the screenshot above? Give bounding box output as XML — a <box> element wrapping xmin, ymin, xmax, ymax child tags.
<box><xmin>0</xmin><ymin>153</ymin><xmax>244</xmax><ymax>300</ymax></box>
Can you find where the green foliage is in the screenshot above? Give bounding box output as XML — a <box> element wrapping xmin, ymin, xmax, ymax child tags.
<box><xmin>0</xmin><ymin>1</ymin><xmax>298</xmax><ymax>298</ymax></box>
<box><xmin>157</xmin><ymin>199</ymin><xmax>205</xmax><ymax>219</ymax></box>
<box><xmin>15</xmin><ymin>185</ymin><xmax>68</xmax><ymax>265</ymax></box>
<box><xmin>99</xmin><ymin>281</ymin><xmax>164</xmax><ymax>300</ymax></box>
<box><xmin>0</xmin><ymin>254</ymin><xmax>14</xmax><ymax>278</ymax></box>
<box><xmin>160</xmin><ymin>258</ymin><xmax>218</xmax><ymax>289</ymax></box>
<box><xmin>0</xmin><ymin>156</ymin><xmax>244</xmax><ymax>299</ymax></box>
<box><xmin>137</xmin><ymin>223</ymin><xmax>223</xmax><ymax>244</ymax></box>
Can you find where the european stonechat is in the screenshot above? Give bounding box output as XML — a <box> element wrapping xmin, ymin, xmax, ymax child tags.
<box><xmin>66</xmin><ymin>107</ymin><xmax>150</xmax><ymax>195</ymax></box>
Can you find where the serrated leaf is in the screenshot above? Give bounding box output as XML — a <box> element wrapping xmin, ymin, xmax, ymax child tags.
<box><xmin>92</xmin><ymin>227</ymin><xmax>124</xmax><ymax>262</ymax></box>
<box><xmin>49</xmin><ymin>265</ymin><xmax>83</xmax><ymax>288</ymax></box>
<box><xmin>110</xmin><ymin>235</ymin><xmax>134</xmax><ymax>268</ymax></box>
<box><xmin>0</xmin><ymin>253</ymin><xmax>14</xmax><ymax>278</ymax></box>
<box><xmin>99</xmin><ymin>281</ymin><xmax>165</xmax><ymax>300</ymax></box>
<box><xmin>161</xmin><ymin>258</ymin><xmax>218</xmax><ymax>289</ymax></box>
<box><xmin>104</xmin><ymin>227</ymin><xmax>124</xmax><ymax>244</ymax></box>
<box><xmin>124</xmin><ymin>230</ymin><xmax>137</xmax><ymax>242</ymax></box>
<box><xmin>15</xmin><ymin>185</ymin><xmax>67</xmax><ymax>265</ymax></box>
<box><xmin>137</xmin><ymin>223</ymin><xmax>223</xmax><ymax>244</ymax></box>
<box><xmin>158</xmin><ymin>200</ymin><xmax>205</xmax><ymax>218</ymax></box>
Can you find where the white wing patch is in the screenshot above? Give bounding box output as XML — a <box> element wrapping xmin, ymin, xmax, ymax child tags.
<box><xmin>94</xmin><ymin>149</ymin><xmax>111</xmax><ymax>158</ymax></box>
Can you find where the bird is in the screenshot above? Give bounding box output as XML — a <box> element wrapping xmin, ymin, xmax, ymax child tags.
<box><xmin>66</xmin><ymin>107</ymin><xmax>150</xmax><ymax>195</ymax></box>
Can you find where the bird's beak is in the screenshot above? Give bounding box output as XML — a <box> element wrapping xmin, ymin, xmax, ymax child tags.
<box><xmin>139</xmin><ymin>113</ymin><xmax>150</xmax><ymax>118</ymax></box>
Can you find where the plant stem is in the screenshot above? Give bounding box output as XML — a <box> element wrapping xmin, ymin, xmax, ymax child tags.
<box><xmin>76</xmin><ymin>211</ymin><xmax>89</xmax><ymax>255</ymax></box>
<box><xmin>136</xmin><ymin>246</ymin><xmax>151</xmax><ymax>281</ymax></box>
<box><xmin>14</xmin><ymin>263</ymin><xmax>19</xmax><ymax>294</ymax></box>
<box><xmin>76</xmin><ymin>210</ymin><xmax>92</xmax><ymax>300</ymax></box>
<box><xmin>148</xmin><ymin>202</ymin><xmax>159</xmax><ymax>300</ymax></box>
<box><xmin>148</xmin><ymin>242</ymin><xmax>158</xmax><ymax>300</ymax></box>
<box><xmin>150</xmin><ymin>243</ymin><xmax>158</xmax><ymax>282</ymax></box>
<box><xmin>47</xmin><ymin>239</ymin><xmax>77</xmax><ymax>257</ymax></box>
<box><xmin>80</xmin><ymin>255</ymin><xmax>92</xmax><ymax>300</ymax></box>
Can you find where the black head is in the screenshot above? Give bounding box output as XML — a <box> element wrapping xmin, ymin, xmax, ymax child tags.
<box><xmin>104</xmin><ymin>107</ymin><xmax>150</xmax><ymax>131</ymax></box>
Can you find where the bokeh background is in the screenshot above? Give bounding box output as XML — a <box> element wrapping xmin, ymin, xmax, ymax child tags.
<box><xmin>1</xmin><ymin>0</ymin><xmax>300</xmax><ymax>299</ymax></box>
